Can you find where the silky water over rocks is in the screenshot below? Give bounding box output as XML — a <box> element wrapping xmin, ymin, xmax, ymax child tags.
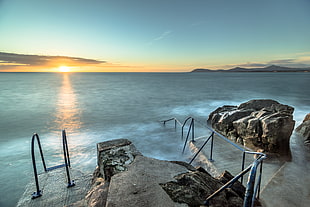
<box><xmin>1</xmin><ymin>72</ymin><xmax>309</xmax><ymax>206</ymax></box>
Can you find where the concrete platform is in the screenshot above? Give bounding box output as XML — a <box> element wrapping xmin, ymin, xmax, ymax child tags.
<box><xmin>105</xmin><ymin>155</ymin><xmax>189</xmax><ymax>207</ymax></box>
<box><xmin>17</xmin><ymin>167</ymin><xmax>92</xmax><ymax>207</ymax></box>
<box><xmin>188</xmin><ymin>133</ymin><xmax>310</xmax><ymax>207</ymax></box>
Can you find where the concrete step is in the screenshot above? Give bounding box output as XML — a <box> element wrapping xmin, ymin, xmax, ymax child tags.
<box><xmin>17</xmin><ymin>167</ymin><xmax>92</xmax><ymax>207</ymax></box>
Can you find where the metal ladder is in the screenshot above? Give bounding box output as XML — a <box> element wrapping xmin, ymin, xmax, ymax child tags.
<box><xmin>31</xmin><ymin>129</ymin><xmax>75</xmax><ymax>199</ymax></box>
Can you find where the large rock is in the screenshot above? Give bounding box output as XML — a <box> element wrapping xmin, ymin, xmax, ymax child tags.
<box><xmin>295</xmin><ymin>113</ymin><xmax>310</xmax><ymax>146</ymax></box>
<box><xmin>79</xmin><ymin>139</ymin><xmax>247</xmax><ymax>207</ymax></box>
<box><xmin>208</xmin><ymin>99</ymin><xmax>295</xmax><ymax>154</ymax></box>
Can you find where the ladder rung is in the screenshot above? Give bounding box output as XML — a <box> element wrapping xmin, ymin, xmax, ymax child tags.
<box><xmin>46</xmin><ymin>164</ymin><xmax>67</xmax><ymax>171</ymax></box>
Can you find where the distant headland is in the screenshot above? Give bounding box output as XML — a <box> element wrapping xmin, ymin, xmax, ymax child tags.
<box><xmin>191</xmin><ymin>65</ymin><xmax>310</xmax><ymax>73</ymax></box>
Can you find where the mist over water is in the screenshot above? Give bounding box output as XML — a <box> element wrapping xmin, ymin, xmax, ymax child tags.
<box><xmin>0</xmin><ymin>72</ymin><xmax>309</xmax><ymax>206</ymax></box>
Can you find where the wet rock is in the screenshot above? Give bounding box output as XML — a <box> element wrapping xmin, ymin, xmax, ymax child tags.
<box><xmin>160</xmin><ymin>169</ymin><xmax>244</xmax><ymax>207</ymax></box>
<box><xmin>208</xmin><ymin>99</ymin><xmax>295</xmax><ymax>154</ymax></box>
<box><xmin>295</xmin><ymin>113</ymin><xmax>310</xmax><ymax>146</ymax></box>
<box><xmin>217</xmin><ymin>171</ymin><xmax>245</xmax><ymax>198</ymax></box>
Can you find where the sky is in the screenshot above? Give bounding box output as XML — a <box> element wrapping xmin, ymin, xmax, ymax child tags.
<box><xmin>0</xmin><ymin>0</ymin><xmax>310</xmax><ymax>72</ymax></box>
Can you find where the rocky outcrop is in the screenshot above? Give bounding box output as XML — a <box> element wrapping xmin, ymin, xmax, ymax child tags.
<box><xmin>80</xmin><ymin>139</ymin><xmax>248</xmax><ymax>207</ymax></box>
<box><xmin>208</xmin><ymin>99</ymin><xmax>295</xmax><ymax>154</ymax></box>
<box><xmin>295</xmin><ymin>113</ymin><xmax>310</xmax><ymax>146</ymax></box>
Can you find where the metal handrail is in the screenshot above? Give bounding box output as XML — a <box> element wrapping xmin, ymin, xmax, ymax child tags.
<box><xmin>204</xmin><ymin>163</ymin><xmax>253</xmax><ymax>206</ymax></box>
<box><xmin>31</xmin><ymin>133</ymin><xmax>46</xmax><ymax>198</ymax></box>
<box><xmin>182</xmin><ymin>118</ymin><xmax>195</xmax><ymax>153</ymax></box>
<box><xmin>30</xmin><ymin>130</ymin><xmax>74</xmax><ymax>199</ymax></box>
<box><xmin>204</xmin><ymin>154</ymin><xmax>266</xmax><ymax>207</ymax></box>
<box><xmin>243</xmin><ymin>155</ymin><xmax>266</xmax><ymax>207</ymax></box>
<box><xmin>162</xmin><ymin>117</ymin><xmax>264</xmax><ymax>171</ymax></box>
<box><xmin>62</xmin><ymin>130</ymin><xmax>75</xmax><ymax>188</ymax></box>
<box><xmin>161</xmin><ymin>116</ymin><xmax>195</xmax><ymax>151</ymax></box>
<box><xmin>161</xmin><ymin>117</ymin><xmax>267</xmax><ymax>206</ymax></box>
<box><xmin>181</xmin><ymin>117</ymin><xmax>194</xmax><ymax>140</ymax></box>
<box><xmin>162</xmin><ymin>116</ymin><xmax>194</xmax><ymax>140</ymax></box>
<box><xmin>189</xmin><ymin>132</ymin><xmax>214</xmax><ymax>164</ymax></box>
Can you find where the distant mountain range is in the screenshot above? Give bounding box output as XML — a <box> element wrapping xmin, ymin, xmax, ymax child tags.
<box><xmin>191</xmin><ymin>65</ymin><xmax>310</xmax><ymax>73</ymax></box>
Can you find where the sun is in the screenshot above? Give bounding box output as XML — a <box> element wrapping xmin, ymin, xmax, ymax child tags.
<box><xmin>58</xmin><ymin>66</ymin><xmax>71</xmax><ymax>72</ymax></box>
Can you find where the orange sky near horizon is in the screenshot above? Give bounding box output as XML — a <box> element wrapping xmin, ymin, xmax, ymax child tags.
<box><xmin>1</xmin><ymin>1</ymin><xmax>309</xmax><ymax>72</ymax></box>
<box><xmin>0</xmin><ymin>52</ymin><xmax>194</xmax><ymax>72</ymax></box>
<box><xmin>1</xmin><ymin>50</ymin><xmax>310</xmax><ymax>73</ymax></box>
<box><xmin>0</xmin><ymin>63</ymin><xmax>185</xmax><ymax>73</ymax></box>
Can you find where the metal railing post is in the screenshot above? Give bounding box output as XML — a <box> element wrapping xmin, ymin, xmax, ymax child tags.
<box><xmin>191</xmin><ymin>118</ymin><xmax>195</xmax><ymax>142</ymax></box>
<box><xmin>257</xmin><ymin>160</ymin><xmax>263</xmax><ymax>199</ymax></box>
<box><xmin>174</xmin><ymin>119</ymin><xmax>177</xmax><ymax>131</ymax></box>
<box><xmin>243</xmin><ymin>155</ymin><xmax>266</xmax><ymax>207</ymax></box>
<box><xmin>182</xmin><ymin>117</ymin><xmax>191</xmax><ymax>140</ymax></box>
<box><xmin>241</xmin><ymin>151</ymin><xmax>246</xmax><ymax>184</ymax></box>
<box><xmin>209</xmin><ymin>132</ymin><xmax>214</xmax><ymax>162</ymax></box>
<box><xmin>181</xmin><ymin>131</ymin><xmax>183</xmax><ymax>140</ymax></box>
<box><xmin>182</xmin><ymin>123</ymin><xmax>192</xmax><ymax>153</ymax></box>
<box><xmin>189</xmin><ymin>133</ymin><xmax>213</xmax><ymax>164</ymax></box>
<box><xmin>204</xmin><ymin>164</ymin><xmax>253</xmax><ymax>206</ymax></box>
<box><xmin>31</xmin><ymin>133</ymin><xmax>47</xmax><ymax>199</ymax></box>
<box><xmin>62</xmin><ymin>130</ymin><xmax>75</xmax><ymax>188</ymax></box>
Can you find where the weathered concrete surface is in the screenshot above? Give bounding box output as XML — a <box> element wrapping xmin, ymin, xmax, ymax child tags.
<box><xmin>90</xmin><ymin>139</ymin><xmax>197</xmax><ymax>207</ymax></box>
<box><xmin>260</xmin><ymin>133</ymin><xmax>310</xmax><ymax>207</ymax></box>
<box><xmin>96</xmin><ymin>139</ymin><xmax>142</xmax><ymax>182</ymax></box>
<box><xmin>106</xmin><ymin>155</ymin><xmax>189</xmax><ymax>207</ymax></box>
<box><xmin>86</xmin><ymin>139</ymin><xmax>248</xmax><ymax>207</ymax></box>
<box><xmin>17</xmin><ymin>168</ymin><xmax>92</xmax><ymax>207</ymax></box>
<box><xmin>208</xmin><ymin>99</ymin><xmax>295</xmax><ymax>154</ymax></box>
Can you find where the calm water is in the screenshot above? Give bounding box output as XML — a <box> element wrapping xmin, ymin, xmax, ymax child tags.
<box><xmin>0</xmin><ymin>72</ymin><xmax>309</xmax><ymax>206</ymax></box>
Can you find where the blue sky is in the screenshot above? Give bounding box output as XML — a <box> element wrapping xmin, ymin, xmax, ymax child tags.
<box><xmin>0</xmin><ymin>0</ymin><xmax>310</xmax><ymax>72</ymax></box>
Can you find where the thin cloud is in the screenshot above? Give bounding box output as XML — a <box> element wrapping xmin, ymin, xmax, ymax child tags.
<box><xmin>153</xmin><ymin>30</ymin><xmax>172</xmax><ymax>41</ymax></box>
<box><xmin>0</xmin><ymin>52</ymin><xmax>106</xmax><ymax>68</ymax></box>
<box><xmin>226</xmin><ymin>57</ymin><xmax>310</xmax><ymax>69</ymax></box>
<box><xmin>147</xmin><ymin>30</ymin><xmax>172</xmax><ymax>45</ymax></box>
<box><xmin>267</xmin><ymin>59</ymin><xmax>295</xmax><ymax>65</ymax></box>
<box><xmin>0</xmin><ymin>52</ymin><xmax>146</xmax><ymax>72</ymax></box>
<box><xmin>238</xmin><ymin>63</ymin><xmax>267</xmax><ymax>68</ymax></box>
<box><xmin>267</xmin><ymin>58</ymin><xmax>310</xmax><ymax>68</ymax></box>
<box><xmin>208</xmin><ymin>58</ymin><xmax>310</xmax><ymax>70</ymax></box>
<box><xmin>218</xmin><ymin>62</ymin><xmax>267</xmax><ymax>69</ymax></box>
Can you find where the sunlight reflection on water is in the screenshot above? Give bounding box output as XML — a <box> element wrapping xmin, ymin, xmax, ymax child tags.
<box><xmin>45</xmin><ymin>74</ymin><xmax>84</xmax><ymax>167</ymax></box>
<box><xmin>53</xmin><ymin>74</ymin><xmax>82</xmax><ymax>134</ymax></box>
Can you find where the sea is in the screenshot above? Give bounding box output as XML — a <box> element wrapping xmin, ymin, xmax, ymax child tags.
<box><xmin>0</xmin><ymin>72</ymin><xmax>309</xmax><ymax>206</ymax></box>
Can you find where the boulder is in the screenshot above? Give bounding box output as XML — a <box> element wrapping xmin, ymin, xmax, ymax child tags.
<box><xmin>208</xmin><ymin>99</ymin><xmax>295</xmax><ymax>154</ymax></box>
<box><xmin>79</xmin><ymin>139</ymin><xmax>248</xmax><ymax>207</ymax></box>
<box><xmin>295</xmin><ymin>113</ymin><xmax>310</xmax><ymax>146</ymax></box>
